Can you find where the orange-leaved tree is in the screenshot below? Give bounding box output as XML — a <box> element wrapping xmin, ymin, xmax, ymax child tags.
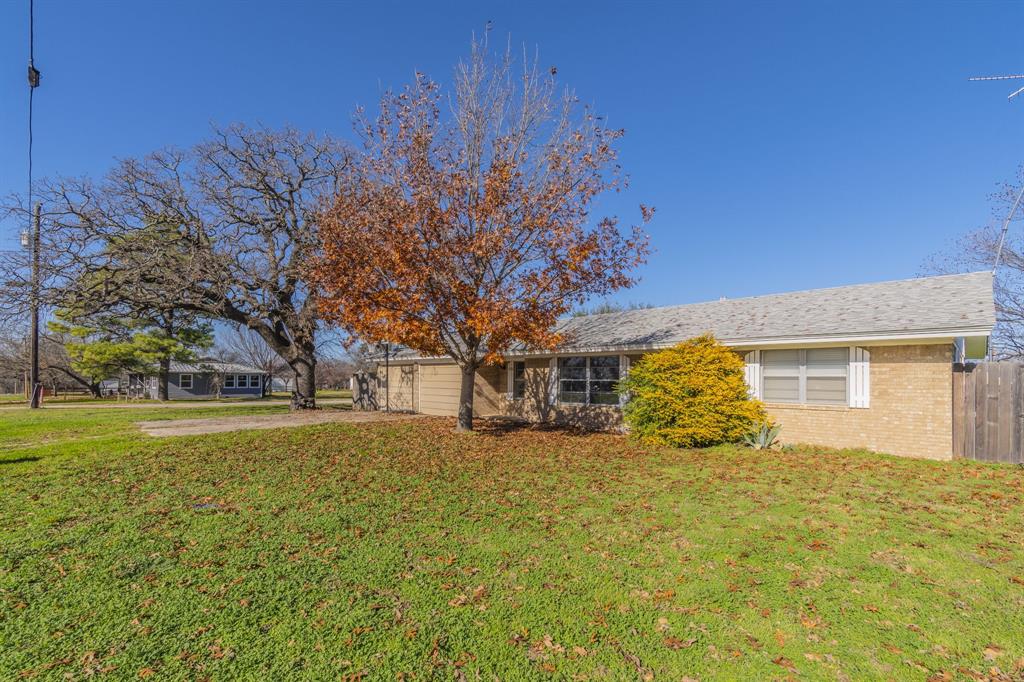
<box><xmin>313</xmin><ymin>36</ymin><xmax>651</xmax><ymax>431</ymax></box>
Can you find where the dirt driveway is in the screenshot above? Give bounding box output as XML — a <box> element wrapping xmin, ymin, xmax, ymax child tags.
<box><xmin>0</xmin><ymin>398</ymin><xmax>351</xmax><ymax>412</ymax></box>
<box><xmin>137</xmin><ymin>410</ymin><xmax>425</xmax><ymax>437</ymax></box>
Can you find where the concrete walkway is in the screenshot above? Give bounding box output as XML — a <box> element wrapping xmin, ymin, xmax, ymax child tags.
<box><xmin>136</xmin><ymin>409</ymin><xmax>423</xmax><ymax>437</ymax></box>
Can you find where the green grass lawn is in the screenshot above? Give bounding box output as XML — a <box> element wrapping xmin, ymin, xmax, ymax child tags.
<box><xmin>0</xmin><ymin>404</ymin><xmax>294</xmax><ymax>463</ymax></box>
<box><xmin>2</xmin><ymin>413</ymin><xmax>1023</xmax><ymax>680</ymax></box>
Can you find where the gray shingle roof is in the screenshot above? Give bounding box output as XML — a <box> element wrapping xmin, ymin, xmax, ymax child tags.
<box><xmin>382</xmin><ymin>271</ymin><xmax>995</xmax><ymax>360</ymax></box>
<box><xmin>168</xmin><ymin>360</ymin><xmax>265</xmax><ymax>374</ymax></box>
<box><xmin>549</xmin><ymin>271</ymin><xmax>995</xmax><ymax>353</ymax></box>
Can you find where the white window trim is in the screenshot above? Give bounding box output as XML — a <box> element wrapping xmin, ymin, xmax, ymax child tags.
<box><xmin>179</xmin><ymin>373</ymin><xmax>194</xmax><ymax>390</ymax></box>
<box><xmin>224</xmin><ymin>374</ymin><xmax>236</xmax><ymax>388</ymax></box>
<box><xmin>237</xmin><ymin>374</ymin><xmax>248</xmax><ymax>389</ymax></box>
<box><xmin>548</xmin><ymin>357</ymin><xmax>558</xmax><ymax>406</ymax></box>
<box><xmin>619</xmin><ymin>354</ymin><xmax>630</xmax><ymax>407</ymax></box>
<box><xmin>506</xmin><ymin>361</ymin><xmax>526</xmax><ymax>401</ymax></box>
<box><xmin>755</xmin><ymin>346</ymin><xmax>869</xmax><ymax>408</ymax></box>
<box><xmin>555</xmin><ymin>355</ymin><xmax>622</xmax><ymax>406</ymax></box>
<box><xmin>249</xmin><ymin>374</ymin><xmax>261</xmax><ymax>389</ymax></box>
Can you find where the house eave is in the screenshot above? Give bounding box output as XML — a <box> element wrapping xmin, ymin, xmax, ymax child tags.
<box><xmin>377</xmin><ymin>327</ymin><xmax>993</xmax><ymax>364</ymax></box>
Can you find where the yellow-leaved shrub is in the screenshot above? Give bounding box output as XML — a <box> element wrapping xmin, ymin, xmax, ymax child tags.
<box><xmin>619</xmin><ymin>334</ymin><xmax>766</xmax><ymax>448</ymax></box>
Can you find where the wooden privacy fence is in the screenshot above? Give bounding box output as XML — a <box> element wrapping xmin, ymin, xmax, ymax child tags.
<box><xmin>953</xmin><ymin>362</ymin><xmax>1024</xmax><ymax>464</ymax></box>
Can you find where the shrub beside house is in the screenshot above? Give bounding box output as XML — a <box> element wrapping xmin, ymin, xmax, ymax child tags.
<box><xmin>619</xmin><ymin>335</ymin><xmax>766</xmax><ymax>448</ymax></box>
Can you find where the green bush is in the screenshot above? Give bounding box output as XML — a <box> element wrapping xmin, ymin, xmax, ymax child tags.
<box><xmin>619</xmin><ymin>334</ymin><xmax>766</xmax><ymax>448</ymax></box>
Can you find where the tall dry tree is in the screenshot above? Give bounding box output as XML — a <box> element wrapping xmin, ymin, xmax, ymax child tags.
<box><xmin>1</xmin><ymin>125</ymin><xmax>350</xmax><ymax>408</ymax></box>
<box><xmin>314</xmin><ymin>37</ymin><xmax>651</xmax><ymax>431</ymax></box>
<box><xmin>223</xmin><ymin>325</ymin><xmax>287</xmax><ymax>396</ymax></box>
<box><xmin>928</xmin><ymin>164</ymin><xmax>1024</xmax><ymax>357</ymax></box>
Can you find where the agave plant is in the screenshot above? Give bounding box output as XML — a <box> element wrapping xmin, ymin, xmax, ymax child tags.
<box><xmin>743</xmin><ymin>421</ymin><xmax>782</xmax><ymax>450</ymax></box>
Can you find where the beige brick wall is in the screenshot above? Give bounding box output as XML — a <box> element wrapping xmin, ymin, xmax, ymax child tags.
<box><xmin>765</xmin><ymin>344</ymin><xmax>953</xmax><ymax>460</ymax></box>
<box><xmin>397</xmin><ymin>343</ymin><xmax>955</xmax><ymax>460</ymax></box>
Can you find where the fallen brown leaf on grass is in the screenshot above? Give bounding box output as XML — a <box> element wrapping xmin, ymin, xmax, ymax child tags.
<box><xmin>925</xmin><ymin>672</ymin><xmax>952</xmax><ymax>682</ymax></box>
<box><xmin>663</xmin><ymin>636</ymin><xmax>697</xmax><ymax>650</ymax></box>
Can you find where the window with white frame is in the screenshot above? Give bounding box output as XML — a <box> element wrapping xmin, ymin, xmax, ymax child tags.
<box><xmin>558</xmin><ymin>355</ymin><xmax>620</xmax><ymax>405</ymax></box>
<box><xmin>249</xmin><ymin>375</ymin><xmax>261</xmax><ymax>390</ymax></box>
<box><xmin>237</xmin><ymin>374</ymin><xmax>248</xmax><ymax>389</ymax></box>
<box><xmin>511</xmin><ymin>361</ymin><xmax>526</xmax><ymax>400</ymax></box>
<box><xmin>224</xmin><ymin>374</ymin><xmax>236</xmax><ymax>388</ymax></box>
<box><xmin>761</xmin><ymin>348</ymin><xmax>848</xmax><ymax>405</ymax></box>
<box><xmin>179</xmin><ymin>374</ymin><xmax>194</xmax><ymax>390</ymax></box>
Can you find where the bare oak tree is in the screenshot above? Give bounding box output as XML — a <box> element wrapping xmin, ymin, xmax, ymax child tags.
<box><xmin>1</xmin><ymin>125</ymin><xmax>350</xmax><ymax>408</ymax></box>
<box><xmin>223</xmin><ymin>325</ymin><xmax>286</xmax><ymax>396</ymax></box>
<box><xmin>927</xmin><ymin>165</ymin><xmax>1024</xmax><ymax>357</ymax></box>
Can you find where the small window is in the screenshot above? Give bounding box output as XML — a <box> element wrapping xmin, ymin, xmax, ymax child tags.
<box><xmin>762</xmin><ymin>350</ymin><xmax>799</xmax><ymax>403</ymax></box>
<box><xmin>237</xmin><ymin>374</ymin><xmax>248</xmax><ymax>389</ymax></box>
<box><xmin>512</xmin><ymin>361</ymin><xmax>526</xmax><ymax>400</ymax></box>
<box><xmin>179</xmin><ymin>374</ymin><xmax>193</xmax><ymax>390</ymax></box>
<box><xmin>249</xmin><ymin>375</ymin><xmax>261</xmax><ymax>389</ymax></box>
<box><xmin>558</xmin><ymin>357</ymin><xmax>588</xmax><ymax>404</ymax></box>
<box><xmin>224</xmin><ymin>374</ymin><xmax>236</xmax><ymax>388</ymax></box>
<box><xmin>805</xmin><ymin>348</ymin><xmax>848</xmax><ymax>404</ymax></box>
<box><xmin>589</xmin><ymin>356</ymin><xmax>620</xmax><ymax>405</ymax></box>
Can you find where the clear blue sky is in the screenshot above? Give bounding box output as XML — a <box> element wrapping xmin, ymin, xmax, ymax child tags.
<box><xmin>1</xmin><ymin>0</ymin><xmax>1021</xmax><ymax>307</ymax></box>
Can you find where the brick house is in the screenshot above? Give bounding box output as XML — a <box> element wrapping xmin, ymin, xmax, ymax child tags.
<box><xmin>372</xmin><ymin>272</ymin><xmax>995</xmax><ymax>459</ymax></box>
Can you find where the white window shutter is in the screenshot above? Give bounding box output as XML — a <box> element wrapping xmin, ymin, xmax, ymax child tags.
<box><xmin>849</xmin><ymin>347</ymin><xmax>870</xmax><ymax>408</ymax></box>
<box><xmin>744</xmin><ymin>350</ymin><xmax>761</xmax><ymax>399</ymax></box>
<box><xmin>506</xmin><ymin>362</ymin><xmax>514</xmax><ymax>400</ymax></box>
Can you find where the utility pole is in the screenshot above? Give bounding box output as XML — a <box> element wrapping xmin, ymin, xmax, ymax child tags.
<box><xmin>29</xmin><ymin>203</ymin><xmax>41</xmax><ymax>408</ymax></box>
<box><xmin>25</xmin><ymin>0</ymin><xmax>42</xmax><ymax>408</ymax></box>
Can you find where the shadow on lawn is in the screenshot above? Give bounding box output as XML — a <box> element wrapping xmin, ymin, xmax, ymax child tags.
<box><xmin>0</xmin><ymin>456</ymin><xmax>42</xmax><ymax>465</ymax></box>
<box><xmin>474</xmin><ymin>416</ymin><xmax>620</xmax><ymax>438</ymax></box>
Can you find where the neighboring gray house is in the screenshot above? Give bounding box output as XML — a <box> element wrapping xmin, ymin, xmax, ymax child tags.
<box><xmin>129</xmin><ymin>360</ymin><xmax>267</xmax><ymax>400</ymax></box>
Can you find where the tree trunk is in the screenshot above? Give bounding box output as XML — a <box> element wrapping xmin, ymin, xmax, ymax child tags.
<box><xmin>456</xmin><ymin>364</ymin><xmax>476</xmax><ymax>432</ymax></box>
<box><xmin>49</xmin><ymin>365</ymin><xmax>102</xmax><ymax>399</ymax></box>
<box><xmin>158</xmin><ymin>357</ymin><xmax>170</xmax><ymax>401</ymax></box>
<box><xmin>289</xmin><ymin>350</ymin><xmax>317</xmax><ymax>410</ymax></box>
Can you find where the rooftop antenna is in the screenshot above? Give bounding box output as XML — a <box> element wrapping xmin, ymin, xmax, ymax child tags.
<box><xmin>969</xmin><ymin>73</ymin><xmax>1024</xmax><ymax>271</ymax></box>
<box><xmin>968</xmin><ymin>73</ymin><xmax>1024</xmax><ymax>102</ymax></box>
